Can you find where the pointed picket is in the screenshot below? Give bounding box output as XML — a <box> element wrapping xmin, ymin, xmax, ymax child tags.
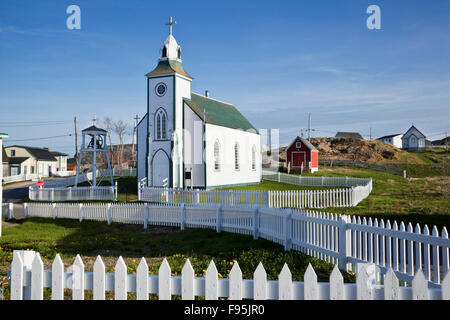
<box><xmin>329</xmin><ymin>265</ymin><xmax>344</xmax><ymax>300</ymax></box>
<box><xmin>304</xmin><ymin>263</ymin><xmax>318</xmax><ymax>300</ymax></box>
<box><xmin>412</xmin><ymin>270</ymin><xmax>428</xmax><ymax>300</ymax></box>
<box><xmin>278</xmin><ymin>263</ymin><xmax>292</xmax><ymax>300</ymax></box>
<box><xmin>442</xmin><ymin>227</ymin><xmax>449</xmax><ymax>278</ymax></box>
<box><xmin>432</xmin><ymin>226</ymin><xmax>440</xmax><ymax>284</ymax></box>
<box><xmin>423</xmin><ymin>225</ymin><xmax>431</xmax><ymax>280</ymax></box>
<box><xmin>136</xmin><ymin>258</ymin><xmax>149</xmax><ymax>300</ymax></box>
<box><xmin>93</xmin><ymin>255</ymin><xmax>106</xmax><ymax>300</ymax></box>
<box><xmin>181</xmin><ymin>259</ymin><xmax>195</xmax><ymax>300</ymax></box>
<box><xmin>442</xmin><ymin>271</ymin><xmax>450</xmax><ymax>300</ymax></box>
<box><xmin>356</xmin><ymin>263</ymin><xmax>375</xmax><ymax>300</ymax></box>
<box><xmin>383</xmin><ymin>268</ymin><xmax>399</xmax><ymax>300</ymax></box>
<box><xmin>229</xmin><ymin>262</ymin><xmax>243</xmax><ymax>300</ymax></box>
<box><xmin>205</xmin><ymin>260</ymin><xmax>218</xmax><ymax>300</ymax></box>
<box><xmin>31</xmin><ymin>253</ymin><xmax>44</xmax><ymax>300</ymax></box>
<box><xmin>114</xmin><ymin>256</ymin><xmax>127</xmax><ymax>300</ymax></box>
<box><xmin>11</xmin><ymin>251</ymin><xmax>24</xmax><ymax>300</ymax></box>
<box><xmin>51</xmin><ymin>254</ymin><xmax>64</xmax><ymax>300</ymax></box>
<box><xmin>253</xmin><ymin>262</ymin><xmax>267</xmax><ymax>300</ymax></box>
<box><xmin>158</xmin><ymin>258</ymin><xmax>171</xmax><ymax>300</ymax></box>
<box><xmin>72</xmin><ymin>254</ymin><xmax>85</xmax><ymax>300</ymax></box>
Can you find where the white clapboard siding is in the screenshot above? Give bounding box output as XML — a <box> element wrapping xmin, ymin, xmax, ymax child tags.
<box><xmin>9</xmin><ymin>251</ymin><xmax>450</xmax><ymax>300</ymax></box>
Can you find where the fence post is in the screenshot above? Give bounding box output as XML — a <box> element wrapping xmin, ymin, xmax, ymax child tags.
<box><xmin>321</xmin><ymin>176</ymin><xmax>324</xmax><ymax>187</ymax></box>
<box><xmin>180</xmin><ymin>203</ymin><xmax>185</xmax><ymax>230</ymax></box>
<box><xmin>338</xmin><ymin>215</ymin><xmax>350</xmax><ymax>270</ymax></box>
<box><xmin>115</xmin><ymin>181</ymin><xmax>118</xmax><ymax>201</ymax></box>
<box><xmin>345</xmin><ymin>176</ymin><xmax>348</xmax><ymax>187</ymax></box>
<box><xmin>68</xmin><ymin>187</ymin><xmax>72</xmax><ymax>201</ymax></box>
<box><xmin>52</xmin><ymin>203</ymin><xmax>56</xmax><ymax>219</ymax></box>
<box><xmin>79</xmin><ymin>203</ymin><xmax>83</xmax><ymax>222</ymax></box>
<box><xmin>89</xmin><ymin>187</ymin><xmax>94</xmax><ymax>200</ymax></box>
<box><xmin>23</xmin><ymin>203</ymin><xmax>28</xmax><ymax>219</ymax></box>
<box><xmin>107</xmin><ymin>203</ymin><xmax>111</xmax><ymax>225</ymax></box>
<box><xmin>51</xmin><ymin>188</ymin><xmax>54</xmax><ymax>202</ymax></box>
<box><xmin>216</xmin><ymin>204</ymin><xmax>222</xmax><ymax>233</ymax></box>
<box><xmin>253</xmin><ymin>206</ymin><xmax>259</xmax><ymax>240</ymax></box>
<box><xmin>284</xmin><ymin>209</ymin><xmax>292</xmax><ymax>251</ymax></box>
<box><xmin>144</xmin><ymin>204</ymin><xmax>149</xmax><ymax>229</ymax></box>
<box><xmin>138</xmin><ymin>181</ymin><xmax>141</xmax><ymax>201</ymax></box>
<box><xmin>278</xmin><ymin>172</ymin><xmax>281</xmax><ymax>182</ymax></box>
<box><xmin>265</xmin><ymin>191</ymin><xmax>270</xmax><ymax>207</ymax></box>
<box><xmin>8</xmin><ymin>202</ymin><xmax>13</xmax><ymax>219</ymax></box>
<box><xmin>229</xmin><ymin>190</ymin><xmax>233</xmax><ymax>206</ymax></box>
<box><xmin>196</xmin><ymin>189</ymin><xmax>200</xmax><ymax>204</ymax></box>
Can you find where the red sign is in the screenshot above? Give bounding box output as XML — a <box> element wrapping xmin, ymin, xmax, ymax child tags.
<box><xmin>37</xmin><ymin>180</ymin><xmax>44</xmax><ymax>189</ymax></box>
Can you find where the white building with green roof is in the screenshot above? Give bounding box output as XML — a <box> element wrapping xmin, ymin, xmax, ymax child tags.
<box><xmin>137</xmin><ymin>18</ymin><xmax>261</xmax><ymax>189</ymax></box>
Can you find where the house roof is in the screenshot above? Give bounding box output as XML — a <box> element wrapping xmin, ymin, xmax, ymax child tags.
<box><xmin>335</xmin><ymin>132</ymin><xmax>363</xmax><ymax>139</ymax></box>
<box><xmin>404</xmin><ymin>125</ymin><xmax>426</xmax><ymax>139</ymax></box>
<box><xmin>287</xmin><ymin>136</ymin><xmax>318</xmax><ymax>152</ymax></box>
<box><xmin>51</xmin><ymin>151</ymin><xmax>68</xmax><ymax>157</ymax></box>
<box><xmin>8</xmin><ymin>157</ymin><xmax>29</xmax><ymax>165</ymax></box>
<box><xmin>6</xmin><ymin>145</ymin><xmax>57</xmax><ymax>161</ymax></box>
<box><xmin>377</xmin><ymin>133</ymin><xmax>403</xmax><ymax>140</ymax></box>
<box><xmin>183</xmin><ymin>93</ymin><xmax>258</xmax><ymax>133</ymax></box>
<box><xmin>145</xmin><ymin>59</ymin><xmax>193</xmax><ymax>79</ymax></box>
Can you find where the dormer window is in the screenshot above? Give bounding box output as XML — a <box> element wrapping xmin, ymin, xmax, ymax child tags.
<box><xmin>162</xmin><ymin>46</ymin><xmax>167</xmax><ymax>58</ymax></box>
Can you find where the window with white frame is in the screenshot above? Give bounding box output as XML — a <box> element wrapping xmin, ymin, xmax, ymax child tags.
<box><xmin>234</xmin><ymin>143</ymin><xmax>240</xmax><ymax>171</ymax></box>
<box><xmin>214</xmin><ymin>140</ymin><xmax>220</xmax><ymax>171</ymax></box>
<box><xmin>10</xmin><ymin>149</ymin><xmax>15</xmax><ymax>156</ymax></box>
<box><xmin>296</xmin><ymin>142</ymin><xmax>301</xmax><ymax>148</ymax></box>
<box><xmin>155</xmin><ymin>109</ymin><xmax>168</xmax><ymax>140</ymax></box>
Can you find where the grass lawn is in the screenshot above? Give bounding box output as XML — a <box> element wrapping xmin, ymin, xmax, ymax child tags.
<box><xmin>220</xmin><ymin>180</ymin><xmax>335</xmax><ymax>191</ymax></box>
<box><xmin>72</xmin><ymin>176</ymin><xmax>138</xmax><ymax>202</ymax></box>
<box><xmin>262</xmin><ymin>167</ymin><xmax>449</xmax><ymax>231</ymax></box>
<box><xmin>0</xmin><ymin>217</ymin><xmax>353</xmax><ymax>300</ymax></box>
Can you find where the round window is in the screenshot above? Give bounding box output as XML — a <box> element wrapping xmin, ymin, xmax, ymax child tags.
<box><xmin>155</xmin><ymin>82</ymin><xmax>167</xmax><ymax>97</ymax></box>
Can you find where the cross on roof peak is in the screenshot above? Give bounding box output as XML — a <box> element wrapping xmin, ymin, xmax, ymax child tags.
<box><xmin>92</xmin><ymin>115</ymin><xmax>97</xmax><ymax>125</ymax></box>
<box><xmin>165</xmin><ymin>16</ymin><xmax>176</xmax><ymax>35</ymax></box>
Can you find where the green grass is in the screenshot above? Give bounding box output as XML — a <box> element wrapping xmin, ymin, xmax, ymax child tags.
<box><xmin>220</xmin><ymin>180</ymin><xmax>335</xmax><ymax>191</ymax></box>
<box><xmin>0</xmin><ymin>217</ymin><xmax>353</xmax><ymax>299</ymax></box>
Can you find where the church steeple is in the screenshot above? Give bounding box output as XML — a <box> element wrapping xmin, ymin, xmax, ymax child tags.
<box><xmin>160</xmin><ymin>16</ymin><xmax>182</xmax><ymax>62</ymax></box>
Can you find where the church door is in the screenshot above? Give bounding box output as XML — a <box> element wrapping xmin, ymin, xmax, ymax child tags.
<box><xmin>152</xmin><ymin>150</ymin><xmax>170</xmax><ymax>187</ymax></box>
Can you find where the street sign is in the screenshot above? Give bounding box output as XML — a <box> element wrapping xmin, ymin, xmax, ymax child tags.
<box><xmin>37</xmin><ymin>180</ymin><xmax>44</xmax><ymax>189</ymax></box>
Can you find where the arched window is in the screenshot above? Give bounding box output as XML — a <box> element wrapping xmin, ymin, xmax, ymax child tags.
<box><xmin>234</xmin><ymin>143</ymin><xmax>240</xmax><ymax>171</ymax></box>
<box><xmin>214</xmin><ymin>140</ymin><xmax>220</xmax><ymax>171</ymax></box>
<box><xmin>252</xmin><ymin>145</ymin><xmax>256</xmax><ymax>170</ymax></box>
<box><xmin>162</xmin><ymin>46</ymin><xmax>167</xmax><ymax>58</ymax></box>
<box><xmin>155</xmin><ymin>109</ymin><xmax>167</xmax><ymax>140</ymax></box>
<box><xmin>177</xmin><ymin>47</ymin><xmax>181</xmax><ymax>59</ymax></box>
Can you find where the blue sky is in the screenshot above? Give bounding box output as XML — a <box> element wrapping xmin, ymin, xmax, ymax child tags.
<box><xmin>1</xmin><ymin>0</ymin><xmax>449</xmax><ymax>155</ymax></box>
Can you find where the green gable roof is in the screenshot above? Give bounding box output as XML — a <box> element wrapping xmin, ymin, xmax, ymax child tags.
<box><xmin>145</xmin><ymin>59</ymin><xmax>193</xmax><ymax>79</ymax></box>
<box><xmin>184</xmin><ymin>93</ymin><xmax>258</xmax><ymax>134</ymax></box>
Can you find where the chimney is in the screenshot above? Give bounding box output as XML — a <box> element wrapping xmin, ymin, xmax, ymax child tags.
<box><xmin>205</xmin><ymin>90</ymin><xmax>209</xmax><ymax>97</ymax></box>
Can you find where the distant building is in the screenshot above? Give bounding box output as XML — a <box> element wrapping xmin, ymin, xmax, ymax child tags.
<box><xmin>402</xmin><ymin>125</ymin><xmax>426</xmax><ymax>150</ymax></box>
<box><xmin>2</xmin><ymin>147</ymin><xmax>9</xmax><ymax>177</ymax></box>
<box><xmin>285</xmin><ymin>137</ymin><xmax>319</xmax><ymax>173</ymax></box>
<box><xmin>5</xmin><ymin>145</ymin><xmax>58</xmax><ymax>176</ymax></box>
<box><xmin>51</xmin><ymin>151</ymin><xmax>68</xmax><ymax>172</ymax></box>
<box><xmin>377</xmin><ymin>134</ymin><xmax>403</xmax><ymax>148</ymax></box>
<box><xmin>335</xmin><ymin>132</ymin><xmax>363</xmax><ymax>139</ymax></box>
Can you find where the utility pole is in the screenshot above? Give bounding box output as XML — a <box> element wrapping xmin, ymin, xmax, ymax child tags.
<box><xmin>308</xmin><ymin>113</ymin><xmax>311</xmax><ymax>141</ymax></box>
<box><xmin>74</xmin><ymin>116</ymin><xmax>78</xmax><ymax>163</ymax></box>
<box><xmin>370</xmin><ymin>127</ymin><xmax>372</xmax><ymax>140</ymax></box>
<box><xmin>132</xmin><ymin>114</ymin><xmax>140</xmax><ymax>166</ymax></box>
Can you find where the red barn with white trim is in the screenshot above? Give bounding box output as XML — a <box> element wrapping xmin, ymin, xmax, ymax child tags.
<box><xmin>285</xmin><ymin>137</ymin><xmax>319</xmax><ymax>173</ymax></box>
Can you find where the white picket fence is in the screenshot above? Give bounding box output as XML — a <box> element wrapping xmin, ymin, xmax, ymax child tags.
<box><xmin>112</xmin><ymin>168</ymin><xmax>136</xmax><ymax>177</ymax></box>
<box><xmin>139</xmin><ymin>186</ymin><xmax>364</xmax><ymax>209</ymax></box>
<box><xmin>15</xmin><ymin>202</ymin><xmax>450</xmax><ymax>287</ymax></box>
<box><xmin>28</xmin><ymin>184</ymin><xmax>117</xmax><ymax>202</ymax></box>
<box><xmin>2</xmin><ymin>173</ymin><xmax>39</xmax><ymax>185</ymax></box>
<box><xmin>8</xmin><ymin>250</ymin><xmax>450</xmax><ymax>300</ymax></box>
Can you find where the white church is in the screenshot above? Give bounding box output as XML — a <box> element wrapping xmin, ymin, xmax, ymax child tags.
<box><xmin>137</xmin><ymin>18</ymin><xmax>261</xmax><ymax>189</ymax></box>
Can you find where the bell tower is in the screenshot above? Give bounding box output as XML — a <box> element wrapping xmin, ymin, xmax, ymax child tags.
<box><xmin>74</xmin><ymin>118</ymin><xmax>114</xmax><ymax>187</ymax></box>
<box><xmin>145</xmin><ymin>16</ymin><xmax>192</xmax><ymax>188</ymax></box>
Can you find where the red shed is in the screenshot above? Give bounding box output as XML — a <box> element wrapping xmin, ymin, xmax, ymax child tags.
<box><xmin>285</xmin><ymin>137</ymin><xmax>319</xmax><ymax>173</ymax></box>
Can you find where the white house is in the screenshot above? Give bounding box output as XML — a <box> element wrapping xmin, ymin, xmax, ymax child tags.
<box><xmin>137</xmin><ymin>18</ymin><xmax>261</xmax><ymax>189</ymax></box>
<box><xmin>377</xmin><ymin>133</ymin><xmax>403</xmax><ymax>148</ymax></box>
<box><xmin>402</xmin><ymin>125</ymin><xmax>426</xmax><ymax>150</ymax></box>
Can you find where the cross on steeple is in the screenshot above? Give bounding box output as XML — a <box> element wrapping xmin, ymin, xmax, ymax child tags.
<box><xmin>165</xmin><ymin>16</ymin><xmax>176</xmax><ymax>35</ymax></box>
<box><xmin>92</xmin><ymin>115</ymin><xmax>97</xmax><ymax>125</ymax></box>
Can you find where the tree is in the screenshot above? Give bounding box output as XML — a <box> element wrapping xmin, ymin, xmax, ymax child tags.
<box><xmin>113</xmin><ymin>120</ymin><xmax>127</xmax><ymax>168</ymax></box>
<box><xmin>103</xmin><ymin>117</ymin><xmax>114</xmax><ymax>166</ymax></box>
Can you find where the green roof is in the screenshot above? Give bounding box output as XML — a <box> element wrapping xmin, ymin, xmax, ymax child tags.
<box><xmin>184</xmin><ymin>93</ymin><xmax>258</xmax><ymax>134</ymax></box>
<box><xmin>145</xmin><ymin>59</ymin><xmax>193</xmax><ymax>79</ymax></box>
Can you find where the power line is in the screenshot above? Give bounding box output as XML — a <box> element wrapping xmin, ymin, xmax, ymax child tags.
<box><xmin>6</xmin><ymin>134</ymin><xmax>72</xmax><ymax>143</ymax></box>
